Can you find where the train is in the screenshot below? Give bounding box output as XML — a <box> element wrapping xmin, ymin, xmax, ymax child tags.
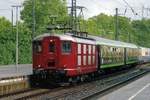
<box><xmin>139</xmin><ymin>47</ymin><xmax>150</xmax><ymax>63</ymax></box>
<box><xmin>32</xmin><ymin>32</ymin><xmax>150</xmax><ymax>84</ymax></box>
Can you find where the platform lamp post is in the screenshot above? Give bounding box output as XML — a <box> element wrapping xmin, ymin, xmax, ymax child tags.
<box><xmin>12</xmin><ymin>5</ymin><xmax>22</xmax><ymax>72</ymax></box>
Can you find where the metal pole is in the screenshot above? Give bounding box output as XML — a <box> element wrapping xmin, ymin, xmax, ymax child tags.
<box><xmin>71</xmin><ymin>0</ymin><xmax>77</xmax><ymax>35</ymax></box>
<box><xmin>32</xmin><ymin>0</ymin><xmax>36</xmax><ymax>65</ymax></box>
<box><xmin>12</xmin><ymin>5</ymin><xmax>21</xmax><ymax>72</ymax></box>
<box><xmin>128</xmin><ymin>18</ymin><xmax>131</xmax><ymax>43</ymax></box>
<box><xmin>71</xmin><ymin>0</ymin><xmax>73</xmax><ymax>31</ymax></box>
<box><xmin>32</xmin><ymin>0</ymin><xmax>35</xmax><ymax>39</ymax></box>
<box><xmin>11</xmin><ymin>8</ymin><xmax>13</xmax><ymax>35</ymax></box>
<box><xmin>115</xmin><ymin>8</ymin><xmax>119</xmax><ymax>40</ymax></box>
<box><xmin>142</xmin><ymin>5</ymin><xmax>144</xmax><ymax>18</ymax></box>
<box><xmin>16</xmin><ymin>6</ymin><xmax>19</xmax><ymax>72</ymax></box>
<box><xmin>74</xmin><ymin>0</ymin><xmax>77</xmax><ymax>33</ymax></box>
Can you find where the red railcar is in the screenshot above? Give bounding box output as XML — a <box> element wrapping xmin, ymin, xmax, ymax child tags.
<box><xmin>33</xmin><ymin>33</ymin><xmax>97</xmax><ymax>82</ymax></box>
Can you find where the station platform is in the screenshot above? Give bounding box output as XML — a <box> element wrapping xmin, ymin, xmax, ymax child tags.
<box><xmin>0</xmin><ymin>64</ymin><xmax>32</xmax><ymax>79</ymax></box>
<box><xmin>98</xmin><ymin>70</ymin><xmax>150</xmax><ymax>100</ymax></box>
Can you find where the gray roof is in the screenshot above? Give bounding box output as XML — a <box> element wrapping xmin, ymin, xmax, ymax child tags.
<box><xmin>90</xmin><ymin>35</ymin><xmax>138</xmax><ymax>48</ymax></box>
<box><xmin>34</xmin><ymin>33</ymin><xmax>96</xmax><ymax>45</ymax></box>
<box><xmin>34</xmin><ymin>33</ymin><xmax>138</xmax><ymax>48</ymax></box>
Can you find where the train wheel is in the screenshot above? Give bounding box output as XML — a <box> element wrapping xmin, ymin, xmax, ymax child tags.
<box><xmin>80</xmin><ymin>75</ymin><xmax>85</xmax><ymax>82</ymax></box>
<box><xmin>29</xmin><ymin>75</ymin><xmax>40</xmax><ymax>88</ymax></box>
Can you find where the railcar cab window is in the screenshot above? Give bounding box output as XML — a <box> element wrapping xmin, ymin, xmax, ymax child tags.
<box><xmin>62</xmin><ymin>41</ymin><xmax>71</xmax><ymax>53</ymax></box>
<box><xmin>49</xmin><ymin>41</ymin><xmax>55</xmax><ymax>53</ymax></box>
<box><xmin>33</xmin><ymin>41</ymin><xmax>42</xmax><ymax>53</ymax></box>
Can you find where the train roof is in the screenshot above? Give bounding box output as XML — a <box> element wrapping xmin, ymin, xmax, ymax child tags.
<box><xmin>139</xmin><ymin>46</ymin><xmax>150</xmax><ymax>49</ymax></box>
<box><xmin>34</xmin><ymin>33</ymin><xmax>138</xmax><ymax>48</ymax></box>
<box><xmin>34</xmin><ymin>33</ymin><xmax>75</xmax><ymax>41</ymax></box>
<box><xmin>90</xmin><ymin>35</ymin><xmax>138</xmax><ymax>48</ymax></box>
<box><xmin>33</xmin><ymin>33</ymin><xmax>96</xmax><ymax>45</ymax></box>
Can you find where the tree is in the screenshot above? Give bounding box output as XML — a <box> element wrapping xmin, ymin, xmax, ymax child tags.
<box><xmin>0</xmin><ymin>17</ymin><xmax>32</xmax><ymax>65</ymax></box>
<box><xmin>85</xmin><ymin>13</ymin><xmax>150</xmax><ymax>47</ymax></box>
<box><xmin>117</xmin><ymin>16</ymin><xmax>132</xmax><ymax>42</ymax></box>
<box><xmin>86</xmin><ymin>14</ymin><xmax>115</xmax><ymax>39</ymax></box>
<box><xmin>0</xmin><ymin>17</ymin><xmax>15</xmax><ymax>64</ymax></box>
<box><xmin>18</xmin><ymin>22</ymin><xmax>32</xmax><ymax>64</ymax></box>
<box><xmin>132</xmin><ymin>19</ymin><xmax>150</xmax><ymax>47</ymax></box>
<box><xmin>21</xmin><ymin>0</ymin><xmax>68</xmax><ymax>36</ymax></box>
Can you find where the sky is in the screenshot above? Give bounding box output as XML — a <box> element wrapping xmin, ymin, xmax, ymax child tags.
<box><xmin>0</xmin><ymin>0</ymin><xmax>150</xmax><ymax>22</ymax></box>
<box><xmin>0</xmin><ymin>0</ymin><xmax>23</xmax><ymax>19</ymax></box>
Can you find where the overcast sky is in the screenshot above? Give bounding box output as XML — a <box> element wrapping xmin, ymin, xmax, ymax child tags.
<box><xmin>0</xmin><ymin>0</ymin><xmax>150</xmax><ymax>21</ymax></box>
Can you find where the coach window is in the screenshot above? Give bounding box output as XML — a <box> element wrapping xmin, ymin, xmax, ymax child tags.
<box><xmin>83</xmin><ymin>45</ymin><xmax>86</xmax><ymax>54</ymax></box>
<box><xmin>49</xmin><ymin>42</ymin><xmax>55</xmax><ymax>53</ymax></box>
<box><xmin>93</xmin><ymin>46</ymin><xmax>95</xmax><ymax>54</ymax></box>
<box><xmin>78</xmin><ymin>55</ymin><xmax>81</xmax><ymax>66</ymax></box>
<box><xmin>62</xmin><ymin>41</ymin><xmax>71</xmax><ymax>53</ymax></box>
<box><xmin>145</xmin><ymin>52</ymin><xmax>148</xmax><ymax>56</ymax></box>
<box><xmin>33</xmin><ymin>41</ymin><xmax>42</xmax><ymax>53</ymax></box>
<box><xmin>88</xmin><ymin>56</ymin><xmax>91</xmax><ymax>65</ymax></box>
<box><xmin>110</xmin><ymin>47</ymin><xmax>112</xmax><ymax>52</ymax></box>
<box><xmin>78</xmin><ymin>44</ymin><xmax>81</xmax><ymax>54</ymax></box>
<box><xmin>93</xmin><ymin>55</ymin><xmax>95</xmax><ymax>64</ymax></box>
<box><xmin>83</xmin><ymin>55</ymin><xmax>86</xmax><ymax>65</ymax></box>
<box><xmin>88</xmin><ymin>45</ymin><xmax>91</xmax><ymax>54</ymax></box>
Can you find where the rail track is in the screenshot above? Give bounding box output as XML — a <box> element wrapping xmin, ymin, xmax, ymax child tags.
<box><xmin>82</xmin><ymin>68</ymin><xmax>150</xmax><ymax>100</ymax></box>
<box><xmin>42</xmin><ymin>68</ymin><xmax>149</xmax><ymax>100</ymax></box>
<box><xmin>0</xmin><ymin>66</ymin><xmax>149</xmax><ymax>100</ymax></box>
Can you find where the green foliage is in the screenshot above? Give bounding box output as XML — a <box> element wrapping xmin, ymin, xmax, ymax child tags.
<box><xmin>86</xmin><ymin>14</ymin><xmax>115</xmax><ymax>39</ymax></box>
<box><xmin>21</xmin><ymin>0</ymin><xmax>68</xmax><ymax>35</ymax></box>
<box><xmin>131</xmin><ymin>19</ymin><xmax>150</xmax><ymax>47</ymax></box>
<box><xmin>18</xmin><ymin>23</ymin><xmax>32</xmax><ymax>64</ymax></box>
<box><xmin>0</xmin><ymin>17</ymin><xmax>15</xmax><ymax>64</ymax></box>
<box><xmin>0</xmin><ymin>17</ymin><xmax>31</xmax><ymax>65</ymax></box>
<box><xmin>85</xmin><ymin>13</ymin><xmax>150</xmax><ymax>47</ymax></box>
<box><xmin>0</xmin><ymin>0</ymin><xmax>68</xmax><ymax>65</ymax></box>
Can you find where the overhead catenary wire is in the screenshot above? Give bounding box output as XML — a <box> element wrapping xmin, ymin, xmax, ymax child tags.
<box><xmin>122</xmin><ymin>0</ymin><xmax>143</xmax><ymax>18</ymax></box>
<box><xmin>123</xmin><ymin>0</ymin><xmax>138</xmax><ymax>15</ymax></box>
<box><xmin>115</xmin><ymin>0</ymin><xmax>127</xmax><ymax>8</ymax></box>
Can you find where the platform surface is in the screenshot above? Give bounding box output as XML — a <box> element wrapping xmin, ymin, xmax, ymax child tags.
<box><xmin>0</xmin><ymin>64</ymin><xmax>32</xmax><ymax>79</ymax></box>
<box><xmin>97</xmin><ymin>71</ymin><xmax>150</xmax><ymax>100</ymax></box>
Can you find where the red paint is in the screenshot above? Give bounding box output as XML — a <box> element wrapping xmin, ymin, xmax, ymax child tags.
<box><xmin>33</xmin><ymin>35</ymin><xmax>97</xmax><ymax>77</ymax></box>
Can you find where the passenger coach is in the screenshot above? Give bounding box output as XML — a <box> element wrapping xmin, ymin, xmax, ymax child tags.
<box><xmin>91</xmin><ymin>35</ymin><xmax>139</xmax><ymax>70</ymax></box>
<box><xmin>139</xmin><ymin>47</ymin><xmax>150</xmax><ymax>63</ymax></box>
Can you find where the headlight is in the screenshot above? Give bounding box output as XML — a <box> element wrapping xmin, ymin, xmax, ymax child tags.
<box><xmin>38</xmin><ymin>65</ymin><xmax>41</xmax><ymax>67</ymax></box>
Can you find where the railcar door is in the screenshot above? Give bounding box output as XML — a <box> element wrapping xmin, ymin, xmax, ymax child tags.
<box><xmin>33</xmin><ymin>40</ymin><xmax>43</xmax><ymax>69</ymax></box>
<box><xmin>97</xmin><ymin>45</ymin><xmax>101</xmax><ymax>70</ymax></box>
<box><xmin>43</xmin><ymin>37</ymin><xmax>59</xmax><ymax>69</ymax></box>
<box><xmin>60</xmin><ymin>41</ymin><xmax>73</xmax><ymax>68</ymax></box>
